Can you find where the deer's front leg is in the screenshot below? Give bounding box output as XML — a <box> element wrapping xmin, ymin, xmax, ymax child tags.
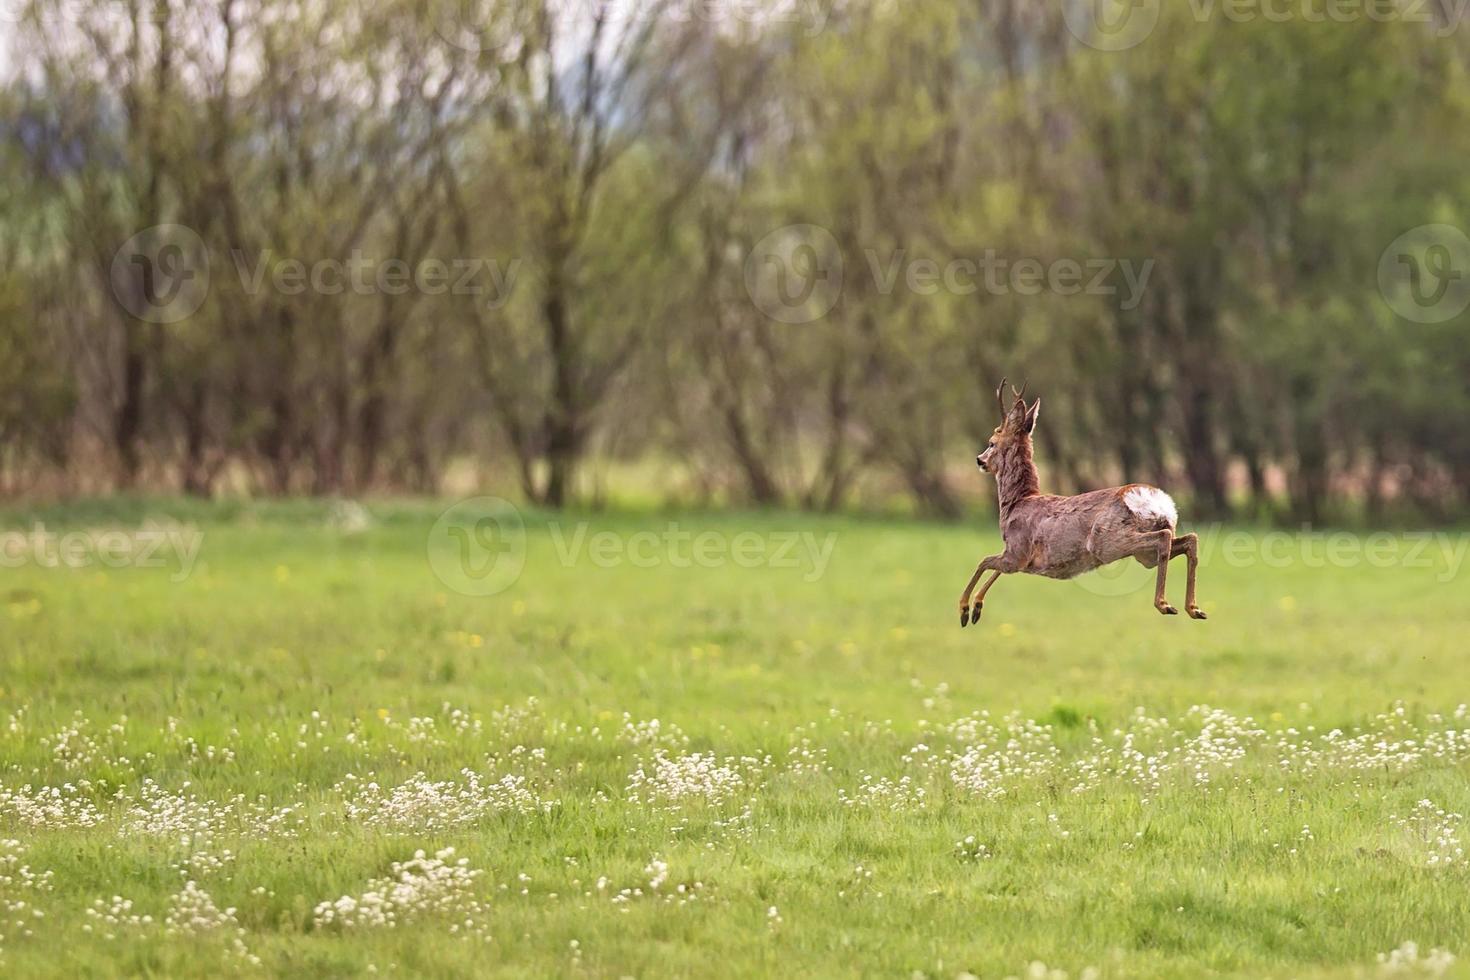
<box><xmin>960</xmin><ymin>554</ymin><xmax>1010</xmax><ymax>627</ymax></box>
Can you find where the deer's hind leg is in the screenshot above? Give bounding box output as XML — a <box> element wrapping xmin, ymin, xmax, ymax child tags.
<box><xmin>1132</xmin><ymin>529</ymin><xmax>1178</xmax><ymax>615</ymax></box>
<box><xmin>1170</xmin><ymin>532</ymin><xmax>1206</xmax><ymax>619</ymax></box>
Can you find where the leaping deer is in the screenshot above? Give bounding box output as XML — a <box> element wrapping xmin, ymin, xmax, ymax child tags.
<box><xmin>960</xmin><ymin>379</ymin><xmax>1207</xmax><ymax>627</ymax></box>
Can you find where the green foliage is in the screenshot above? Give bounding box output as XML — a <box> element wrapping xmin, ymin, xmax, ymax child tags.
<box><xmin>0</xmin><ymin>0</ymin><xmax>1467</xmax><ymax>517</ymax></box>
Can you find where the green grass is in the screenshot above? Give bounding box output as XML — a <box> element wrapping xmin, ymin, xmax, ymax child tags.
<box><xmin>2</xmin><ymin>499</ymin><xmax>1469</xmax><ymax>978</ymax></box>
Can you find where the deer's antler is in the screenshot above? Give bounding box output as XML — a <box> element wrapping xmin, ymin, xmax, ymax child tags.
<box><xmin>1011</xmin><ymin>380</ymin><xmax>1029</xmax><ymax>404</ymax></box>
<box><xmin>995</xmin><ymin>377</ymin><xmax>1008</xmax><ymax>419</ymax></box>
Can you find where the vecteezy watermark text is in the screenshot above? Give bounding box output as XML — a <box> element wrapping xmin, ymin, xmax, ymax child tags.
<box><xmin>229</xmin><ymin>249</ymin><xmax>521</xmax><ymax>308</ymax></box>
<box><xmin>865</xmin><ymin>249</ymin><xmax>1154</xmax><ymax>311</ymax></box>
<box><xmin>742</xmin><ymin>224</ymin><xmax>1155</xmax><ymax>325</ymax></box>
<box><xmin>432</xmin><ymin>0</ymin><xmax>833</xmax><ymax>53</ymax></box>
<box><xmin>0</xmin><ymin>523</ymin><xmax>203</xmax><ymax>582</ymax></box>
<box><xmin>547</xmin><ymin>522</ymin><xmax>836</xmax><ymax>581</ymax></box>
<box><xmin>666</xmin><ymin>0</ymin><xmax>830</xmax><ymax>35</ymax></box>
<box><xmin>1183</xmin><ymin>0</ymin><xmax>1466</xmax><ymax>35</ymax></box>
<box><xmin>426</xmin><ymin>496</ymin><xmax>839</xmax><ymax>596</ymax></box>
<box><xmin>1064</xmin><ymin>0</ymin><xmax>1467</xmax><ymax>52</ymax></box>
<box><xmin>1076</xmin><ymin>525</ymin><xmax>1470</xmax><ymax>597</ymax></box>
<box><xmin>109</xmin><ymin>226</ymin><xmax>525</xmax><ymax>326</ymax></box>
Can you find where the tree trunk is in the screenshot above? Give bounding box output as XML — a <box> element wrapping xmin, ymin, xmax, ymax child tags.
<box><xmin>1180</xmin><ymin>383</ymin><xmax>1228</xmax><ymax>516</ymax></box>
<box><xmin>114</xmin><ymin>330</ymin><xmax>147</xmax><ymax>488</ymax></box>
<box><xmin>903</xmin><ymin>465</ymin><xmax>961</xmax><ymax>520</ymax></box>
<box><xmin>541</xmin><ymin>267</ymin><xmax>580</xmax><ymax>508</ymax></box>
<box><xmin>180</xmin><ymin>380</ymin><xmax>212</xmax><ymax>497</ymax></box>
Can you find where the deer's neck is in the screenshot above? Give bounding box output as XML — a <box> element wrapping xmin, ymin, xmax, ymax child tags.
<box><xmin>997</xmin><ymin>440</ymin><xmax>1041</xmax><ymax>515</ymax></box>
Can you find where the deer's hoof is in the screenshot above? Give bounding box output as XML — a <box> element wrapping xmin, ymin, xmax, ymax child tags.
<box><xmin>971</xmin><ymin>601</ymin><xmax>984</xmax><ymax>625</ymax></box>
<box><xmin>960</xmin><ymin>607</ymin><xmax>969</xmax><ymax>628</ymax></box>
<box><xmin>1158</xmin><ymin>603</ymin><xmax>1178</xmax><ymax>616</ymax></box>
<box><xmin>1188</xmin><ymin>606</ymin><xmax>1208</xmax><ymax>620</ymax></box>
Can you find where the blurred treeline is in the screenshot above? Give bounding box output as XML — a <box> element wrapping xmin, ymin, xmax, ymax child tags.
<box><xmin>1</xmin><ymin>0</ymin><xmax>1468</xmax><ymax>521</ymax></box>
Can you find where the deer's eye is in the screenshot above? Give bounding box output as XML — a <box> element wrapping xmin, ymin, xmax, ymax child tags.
<box><xmin>986</xmin><ymin>442</ymin><xmax>995</xmax><ymax>450</ymax></box>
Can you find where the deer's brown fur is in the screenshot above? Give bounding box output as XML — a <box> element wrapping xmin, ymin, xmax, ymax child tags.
<box><xmin>959</xmin><ymin>380</ymin><xmax>1207</xmax><ymax>626</ymax></box>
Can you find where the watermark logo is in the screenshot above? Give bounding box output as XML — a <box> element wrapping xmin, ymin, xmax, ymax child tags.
<box><xmin>109</xmin><ymin>224</ymin><xmax>210</xmax><ymax>324</ymax></box>
<box><xmin>428</xmin><ymin>496</ymin><xmax>528</xmax><ymax>597</ymax></box>
<box><xmin>1377</xmin><ymin>224</ymin><xmax>1470</xmax><ymax>324</ymax></box>
<box><xmin>1063</xmin><ymin>0</ymin><xmax>1161</xmax><ymax>51</ymax></box>
<box><xmin>744</xmin><ymin>224</ymin><xmax>844</xmax><ymax>325</ymax></box>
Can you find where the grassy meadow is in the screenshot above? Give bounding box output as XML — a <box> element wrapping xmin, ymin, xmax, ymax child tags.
<box><xmin>1</xmin><ymin>499</ymin><xmax>1469</xmax><ymax>978</ymax></box>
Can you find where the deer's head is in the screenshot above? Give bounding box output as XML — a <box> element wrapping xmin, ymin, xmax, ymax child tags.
<box><xmin>977</xmin><ymin>378</ymin><xmax>1041</xmax><ymax>475</ymax></box>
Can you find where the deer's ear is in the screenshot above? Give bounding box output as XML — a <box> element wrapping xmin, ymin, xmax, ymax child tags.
<box><xmin>1022</xmin><ymin>398</ymin><xmax>1041</xmax><ymax>433</ymax></box>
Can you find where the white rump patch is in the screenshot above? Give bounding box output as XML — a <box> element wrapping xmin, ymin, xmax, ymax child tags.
<box><xmin>1123</xmin><ymin>486</ymin><xmax>1178</xmax><ymax>528</ymax></box>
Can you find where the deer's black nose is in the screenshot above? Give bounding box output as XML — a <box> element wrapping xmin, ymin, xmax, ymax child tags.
<box><xmin>976</xmin><ymin>455</ymin><xmax>986</xmax><ymax>471</ymax></box>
